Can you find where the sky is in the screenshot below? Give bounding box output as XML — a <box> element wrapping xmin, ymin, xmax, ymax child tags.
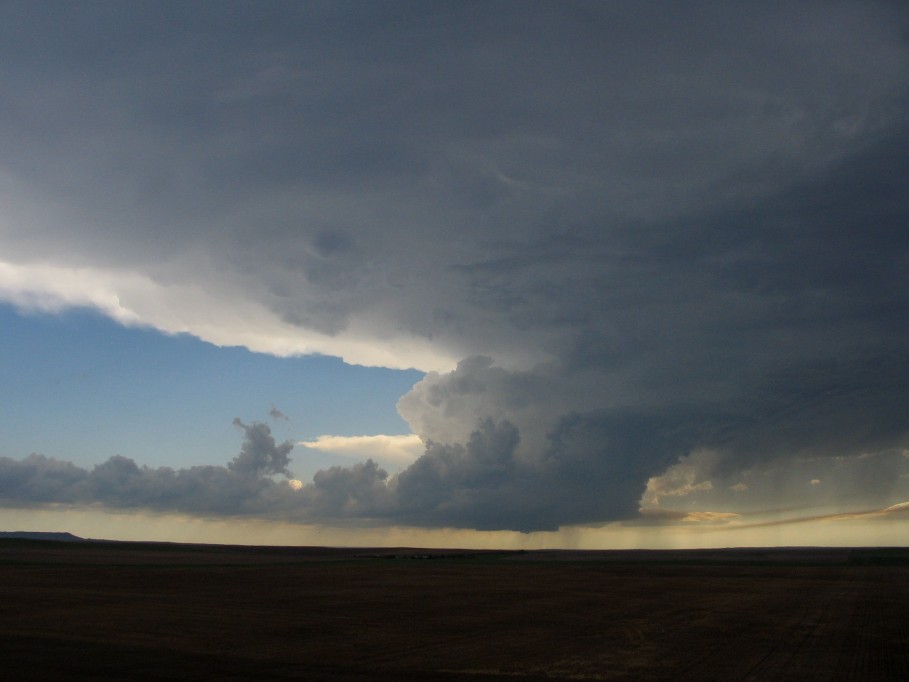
<box><xmin>1</xmin><ymin>0</ymin><xmax>908</xmax><ymax>548</ymax></box>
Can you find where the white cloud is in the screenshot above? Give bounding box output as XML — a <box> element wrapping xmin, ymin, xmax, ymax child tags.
<box><xmin>0</xmin><ymin>260</ymin><xmax>145</xmax><ymax>324</ymax></box>
<box><xmin>0</xmin><ymin>259</ymin><xmax>454</xmax><ymax>370</ymax></box>
<box><xmin>640</xmin><ymin>451</ymin><xmax>720</xmax><ymax>508</ymax></box>
<box><xmin>299</xmin><ymin>434</ymin><xmax>424</xmax><ymax>468</ymax></box>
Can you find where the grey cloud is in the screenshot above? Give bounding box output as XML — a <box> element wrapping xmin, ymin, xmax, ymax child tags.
<box><xmin>1</xmin><ymin>2</ymin><xmax>908</xmax><ymax>530</ymax></box>
<box><xmin>303</xmin><ymin>460</ymin><xmax>393</xmax><ymax>519</ymax></box>
<box><xmin>4</xmin><ymin>2</ymin><xmax>905</xmax><ymax>307</ymax></box>
<box><xmin>394</xmin><ymin>419</ymin><xmax>523</xmax><ymax>529</ymax></box>
<box><xmin>387</xmin><ymin>411</ymin><xmax>678</xmax><ymax>532</ymax></box>
<box><xmin>268</xmin><ymin>405</ymin><xmax>289</xmax><ymax>422</ymax></box>
<box><xmin>643</xmin><ymin>448</ymin><xmax>909</xmax><ymax>517</ymax></box>
<box><xmin>0</xmin><ymin>413</ymin><xmax>666</xmax><ymax>530</ymax></box>
<box><xmin>228</xmin><ymin>418</ymin><xmax>293</xmax><ymax>477</ymax></box>
<box><xmin>0</xmin><ymin>453</ymin><xmax>87</xmax><ymax>505</ymax></box>
<box><xmin>0</xmin><ymin>422</ymin><xmax>298</xmax><ymax>517</ymax></box>
<box><xmin>396</xmin><ymin>345</ymin><xmax>909</xmax><ymax>529</ymax></box>
<box><xmin>397</xmin><ymin>356</ymin><xmax>554</xmax><ymax>447</ymax></box>
<box><xmin>0</xmin><ymin>416</ymin><xmax>906</xmax><ymax>533</ymax></box>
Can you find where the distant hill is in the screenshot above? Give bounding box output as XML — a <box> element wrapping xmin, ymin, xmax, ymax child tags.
<box><xmin>0</xmin><ymin>531</ymin><xmax>84</xmax><ymax>542</ymax></box>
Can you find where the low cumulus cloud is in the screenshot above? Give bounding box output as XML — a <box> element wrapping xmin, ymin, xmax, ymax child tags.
<box><xmin>228</xmin><ymin>418</ymin><xmax>293</xmax><ymax>477</ymax></box>
<box><xmin>1</xmin><ymin>422</ymin><xmax>907</xmax><ymax>533</ymax></box>
<box><xmin>0</xmin><ymin>421</ymin><xmax>300</xmax><ymax>517</ymax></box>
<box><xmin>0</xmin><ymin>2</ymin><xmax>908</xmax><ymax>530</ymax></box>
<box><xmin>0</xmin><ymin>417</ymin><xmax>656</xmax><ymax>530</ymax></box>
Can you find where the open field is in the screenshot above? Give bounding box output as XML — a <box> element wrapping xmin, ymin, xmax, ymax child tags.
<box><xmin>1</xmin><ymin>541</ymin><xmax>907</xmax><ymax>680</ymax></box>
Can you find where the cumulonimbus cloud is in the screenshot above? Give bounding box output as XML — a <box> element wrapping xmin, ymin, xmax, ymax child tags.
<box><xmin>0</xmin><ymin>2</ymin><xmax>908</xmax><ymax>531</ymax></box>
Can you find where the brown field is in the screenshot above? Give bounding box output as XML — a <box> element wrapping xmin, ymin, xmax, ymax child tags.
<box><xmin>1</xmin><ymin>541</ymin><xmax>907</xmax><ymax>680</ymax></box>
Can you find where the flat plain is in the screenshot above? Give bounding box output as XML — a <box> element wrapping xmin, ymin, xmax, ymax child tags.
<box><xmin>1</xmin><ymin>540</ymin><xmax>907</xmax><ymax>680</ymax></box>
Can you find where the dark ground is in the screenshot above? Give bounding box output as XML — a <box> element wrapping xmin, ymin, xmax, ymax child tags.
<box><xmin>1</xmin><ymin>540</ymin><xmax>907</xmax><ymax>680</ymax></box>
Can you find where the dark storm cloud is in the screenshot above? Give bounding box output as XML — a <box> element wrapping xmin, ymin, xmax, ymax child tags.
<box><xmin>1</xmin><ymin>2</ymin><xmax>908</xmax><ymax>530</ymax></box>
<box><xmin>391</xmin><ymin>414</ymin><xmax>674</xmax><ymax>532</ymax></box>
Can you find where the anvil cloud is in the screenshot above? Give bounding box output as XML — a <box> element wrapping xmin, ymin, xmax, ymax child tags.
<box><xmin>1</xmin><ymin>1</ymin><xmax>908</xmax><ymax>533</ymax></box>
